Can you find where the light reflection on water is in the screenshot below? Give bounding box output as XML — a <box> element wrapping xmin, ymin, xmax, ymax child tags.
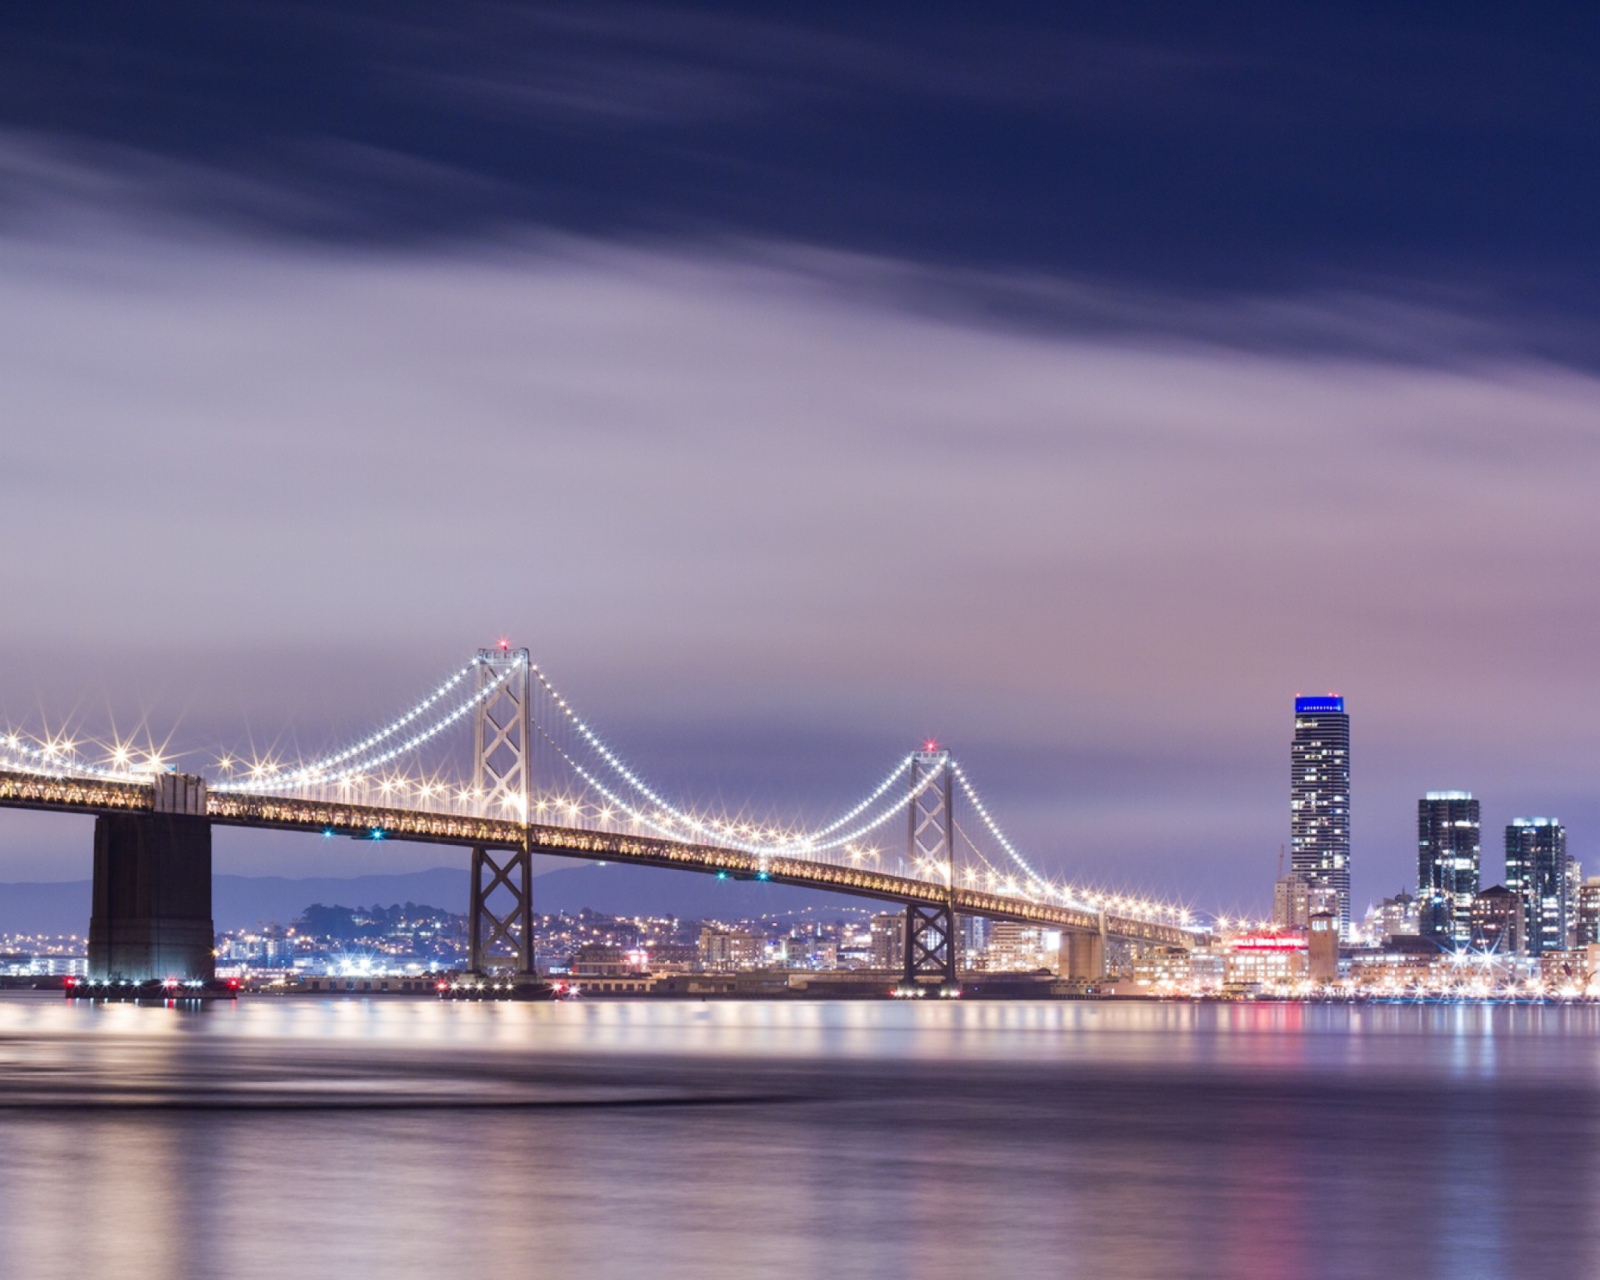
<box><xmin>0</xmin><ymin>994</ymin><xmax>1595</xmax><ymax>1279</ymax></box>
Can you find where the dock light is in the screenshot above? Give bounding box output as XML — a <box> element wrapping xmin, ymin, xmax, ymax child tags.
<box><xmin>756</xmin><ymin>871</ymin><xmax>769</xmax><ymax>881</ymax></box>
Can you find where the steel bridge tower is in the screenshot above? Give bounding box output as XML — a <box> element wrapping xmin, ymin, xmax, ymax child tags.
<box><xmin>467</xmin><ymin>646</ymin><xmax>540</xmax><ymax>982</ymax></box>
<box><xmin>899</xmin><ymin>747</ymin><xmax>960</xmax><ymax>994</ymax></box>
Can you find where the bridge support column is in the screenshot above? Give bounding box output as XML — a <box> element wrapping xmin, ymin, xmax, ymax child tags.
<box><xmin>88</xmin><ymin>813</ymin><xmax>215</xmax><ymax>982</ymax></box>
<box><xmin>898</xmin><ymin>903</ymin><xmax>959</xmax><ymax>994</ymax></box>
<box><xmin>468</xmin><ymin>845</ymin><xmax>536</xmax><ymax>977</ymax></box>
<box><xmin>1061</xmin><ymin>928</ymin><xmax>1105</xmax><ymax>982</ymax></box>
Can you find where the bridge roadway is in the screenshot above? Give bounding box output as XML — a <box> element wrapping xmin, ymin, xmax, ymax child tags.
<box><xmin>0</xmin><ymin>768</ymin><xmax>1193</xmax><ymax>949</ymax></box>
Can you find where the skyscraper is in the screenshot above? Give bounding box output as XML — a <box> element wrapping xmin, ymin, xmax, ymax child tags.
<box><xmin>1291</xmin><ymin>696</ymin><xmax>1350</xmax><ymax>936</ymax></box>
<box><xmin>1505</xmin><ymin>818</ymin><xmax>1570</xmax><ymax>956</ymax></box>
<box><xmin>1418</xmin><ymin>792</ymin><xmax>1480</xmax><ymax>948</ymax></box>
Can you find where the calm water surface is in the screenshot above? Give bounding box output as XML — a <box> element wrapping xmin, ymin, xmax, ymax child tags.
<box><xmin>0</xmin><ymin>994</ymin><xmax>1594</xmax><ymax>1279</ymax></box>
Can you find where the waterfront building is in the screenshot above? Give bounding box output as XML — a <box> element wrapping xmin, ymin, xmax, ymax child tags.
<box><xmin>1291</xmin><ymin>696</ymin><xmax>1351</xmax><ymax>937</ymax></box>
<box><xmin>1130</xmin><ymin>946</ymin><xmax>1191</xmax><ymax>989</ymax></box>
<box><xmin>1308</xmin><ymin>912</ymin><xmax>1339</xmax><ymax>983</ymax></box>
<box><xmin>1578</xmin><ymin>877</ymin><xmax>1600</xmax><ymax>946</ymax></box>
<box><xmin>1186</xmin><ymin>948</ymin><xmax>1225</xmax><ymax>991</ymax></box>
<box><xmin>1505</xmin><ymin>818</ymin><xmax>1570</xmax><ymax>956</ymax></box>
<box><xmin>568</xmin><ymin>944</ymin><xmax>649</xmax><ymax>977</ymax></box>
<box><xmin>1538</xmin><ymin>948</ymin><xmax>1588</xmax><ymax>992</ymax></box>
<box><xmin>1345</xmin><ymin>937</ymin><xmax>1454</xmax><ymax>991</ymax></box>
<box><xmin>644</xmin><ymin>943</ymin><xmax>699</xmax><ymax>973</ymax></box>
<box><xmin>1418</xmin><ymin>792</ymin><xmax>1480</xmax><ymax>948</ymax></box>
<box><xmin>981</xmin><ymin>922</ymin><xmax>1061</xmax><ymax>973</ymax></box>
<box><xmin>697</xmin><ymin>926</ymin><xmax>761</xmax><ymax>972</ymax></box>
<box><xmin>1469</xmin><ymin>884</ymin><xmax>1523</xmax><ymax>954</ymax></box>
<box><xmin>1223</xmin><ymin>933</ymin><xmax>1308</xmax><ymax>989</ymax></box>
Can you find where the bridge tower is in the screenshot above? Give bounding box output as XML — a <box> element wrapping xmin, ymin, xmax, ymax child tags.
<box><xmin>467</xmin><ymin>646</ymin><xmax>540</xmax><ymax>981</ymax></box>
<box><xmin>899</xmin><ymin>747</ymin><xmax>959</xmax><ymax>995</ymax></box>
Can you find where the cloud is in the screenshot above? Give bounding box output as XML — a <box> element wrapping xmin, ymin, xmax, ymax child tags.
<box><xmin>3</xmin><ymin>1</ymin><xmax>1598</xmax><ymax>357</ymax></box>
<box><xmin>3</xmin><ymin>218</ymin><xmax>1600</xmax><ymax>906</ymax></box>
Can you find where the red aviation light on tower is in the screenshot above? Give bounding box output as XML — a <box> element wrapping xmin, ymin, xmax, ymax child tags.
<box><xmin>497</xmin><ymin>637</ymin><xmax>511</xmax><ymax>651</ymax></box>
<box><xmin>924</xmin><ymin>739</ymin><xmax>939</xmax><ymax>752</ymax></box>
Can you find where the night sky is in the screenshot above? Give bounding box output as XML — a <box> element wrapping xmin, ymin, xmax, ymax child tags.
<box><xmin>4</xmin><ymin>2</ymin><xmax>1600</xmax><ymax>918</ymax></box>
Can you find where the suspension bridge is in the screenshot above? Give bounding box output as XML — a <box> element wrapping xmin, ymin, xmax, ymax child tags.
<box><xmin>0</xmin><ymin>645</ymin><xmax>1198</xmax><ymax>993</ymax></box>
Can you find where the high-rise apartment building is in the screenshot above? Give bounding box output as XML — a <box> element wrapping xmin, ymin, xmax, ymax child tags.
<box><xmin>1505</xmin><ymin>818</ymin><xmax>1571</xmax><ymax>956</ymax></box>
<box><xmin>869</xmin><ymin>912</ymin><xmax>905</xmax><ymax>970</ymax></box>
<box><xmin>1291</xmin><ymin>696</ymin><xmax>1351</xmax><ymax>936</ymax></box>
<box><xmin>1418</xmin><ymin>792</ymin><xmax>1480</xmax><ymax>948</ymax></box>
<box><xmin>1579</xmin><ymin>877</ymin><xmax>1600</xmax><ymax>947</ymax></box>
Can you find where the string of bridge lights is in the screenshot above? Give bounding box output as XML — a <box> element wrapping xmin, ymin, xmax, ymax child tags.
<box><xmin>211</xmin><ymin>663</ymin><xmax>516</xmax><ymax>793</ymax></box>
<box><xmin>526</xmin><ymin>678</ymin><xmax>1186</xmax><ymax>925</ymax></box>
<box><xmin>0</xmin><ymin>732</ymin><xmax>162</xmax><ymax>784</ymax></box>
<box><xmin>263</xmin><ymin>661</ymin><xmax>478</xmax><ymax>778</ymax></box>
<box><xmin>528</xmin><ymin>663</ymin><xmax>921</xmax><ymax>849</ymax></box>
<box><xmin>948</xmin><ymin>760</ymin><xmax>1045</xmax><ymax>885</ymax></box>
<box><xmin>528</xmin><ymin>665</ymin><xmax>934</xmax><ymax>857</ymax></box>
<box><xmin>528</xmin><ymin>709</ymin><xmax>940</xmax><ymax>860</ymax></box>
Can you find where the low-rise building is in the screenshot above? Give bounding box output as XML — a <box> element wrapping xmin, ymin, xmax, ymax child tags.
<box><xmin>569</xmin><ymin>944</ymin><xmax>649</xmax><ymax>977</ymax></box>
<box><xmin>1223</xmin><ymin>933</ymin><xmax>1308</xmax><ymax>988</ymax></box>
<box><xmin>1130</xmin><ymin>946</ymin><xmax>1191</xmax><ymax>990</ymax></box>
<box><xmin>1346</xmin><ymin>936</ymin><xmax>1451</xmax><ymax>990</ymax></box>
<box><xmin>698</xmin><ymin>927</ymin><xmax>761</xmax><ymax>972</ymax></box>
<box><xmin>1538</xmin><ymin>948</ymin><xmax>1589</xmax><ymax>992</ymax></box>
<box><xmin>1470</xmin><ymin>885</ymin><xmax>1523</xmax><ymax>955</ymax></box>
<box><xmin>981</xmin><ymin>922</ymin><xmax>1061</xmax><ymax>973</ymax></box>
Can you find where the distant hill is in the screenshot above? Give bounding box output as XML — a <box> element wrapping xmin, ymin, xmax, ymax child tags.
<box><xmin>0</xmin><ymin>862</ymin><xmax>869</xmax><ymax>936</ymax></box>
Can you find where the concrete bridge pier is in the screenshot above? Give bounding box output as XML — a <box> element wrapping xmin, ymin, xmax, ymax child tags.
<box><xmin>1061</xmin><ymin>921</ymin><xmax>1106</xmax><ymax>983</ymax></box>
<box><xmin>87</xmin><ymin>775</ymin><xmax>215</xmax><ymax>982</ymax></box>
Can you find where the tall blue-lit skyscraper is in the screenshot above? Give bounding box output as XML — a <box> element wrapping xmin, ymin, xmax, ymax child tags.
<box><xmin>1291</xmin><ymin>696</ymin><xmax>1351</xmax><ymax>937</ymax></box>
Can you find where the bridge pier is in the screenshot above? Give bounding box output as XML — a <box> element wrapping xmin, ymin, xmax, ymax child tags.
<box><xmin>88</xmin><ymin>812</ymin><xmax>215</xmax><ymax>983</ymax></box>
<box><xmin>1061</xmin><ymin>923</ymin><xmax>1106</xmax><ymax>982</ymax></box>
<box><xmin>467</xmin><ymin>844</ymin><xmax>537</xmax><ymax>978</ymax></box>
<box><xmin>897</xmin><ymin>902</ymin><xmax>959</xmax><ymax>995</ymax></box>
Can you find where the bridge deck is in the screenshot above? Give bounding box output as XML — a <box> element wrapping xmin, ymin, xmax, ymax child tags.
<box><xmin>0</xmin><ymin>769</ymin><xmax>1193</xmax><ymax>947</ymax></box>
